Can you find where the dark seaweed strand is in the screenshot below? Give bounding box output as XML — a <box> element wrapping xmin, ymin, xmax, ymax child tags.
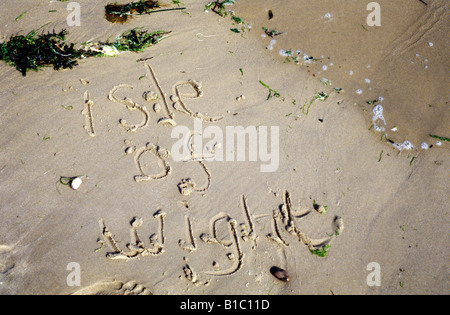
<box><xmin>0</xmin><ymin>29</ymin><xmax>94</xmax><ymax>76</ymax></box>
<box><xmin>105</xmin><ymin>0</ymin><xmax>160</xmax><ymax>15</ymax></box>
<box><xmin>105</xmin><ymin>0</ymin><xmax>160</xmax><ymax>17</ymax></box>
<box><xmin>430</xmin><ymin>134</ymin><xmax>450</xmax><ymax>142</ymax></box>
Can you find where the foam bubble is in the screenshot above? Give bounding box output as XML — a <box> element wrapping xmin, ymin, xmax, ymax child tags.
<box><xmin>266</xmin><ymin>39</ymin><xmax>276</xmax><ymax>50</ymax></box>
<box><xmin>279</xmin><ymin>49</ymin><xmax>292</xmax><ymax>57</ymax></box>
<box><xmin>372</xmin><ymin>104</ymin><xmax>386</xmax><ymax>126</ymax></box>
<box><xmin>393</xmin><ymin>141</ymin><xmax>414</xmax><ymax>151</ymax></box>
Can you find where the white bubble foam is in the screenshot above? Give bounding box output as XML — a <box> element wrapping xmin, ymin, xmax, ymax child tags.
<box><xmin>279</xmin><ymin>49</ymin><xmax>292</xmax><ymax>57</ymax></box>
<box><xmin>266</xmin><ymin>39</ymin><xmax>276</xmax><ymax>50</ymax></box>
<box><xmin>393</xmin><ymin>141</ymin><xmax>414</xmax><ymax>151</ymax></box>
<box><xmin>372</xmin><ymin>104</ymin><xmax>386</xmax><ymax>126</ymax></box>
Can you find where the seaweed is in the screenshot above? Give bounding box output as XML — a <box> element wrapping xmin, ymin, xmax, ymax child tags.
<box><xmin>0</xmin><ymin>28</ymin><xmax>169</xmax><ymax>76</ymax></box>
<box><xmin>309</xmin><ymin>245</ymin><xmax>330</xmax><ymax>257</ymax></box>
<box><xmin>0</xmin><ymin>29</ymin><xmax>90</xmax><ymax>76</ymax></box>
<box><xmin>105</xmin><ymin>0</ymin><xmax>185</xmax><ymax>23</ymax></box>
<box><xmin>105</xmin><ymin>0</ymin><xmax>160</xmax><ymax>23</ymax></box>
<box><xmin>429</xmin><ymin>134</ymin><xmax>450</xmax><ymax>142</ymax></box>
<box><xmin>302</xmin><ymin>91</ymin><xmax>329</xmax><ymax>115</ymax></box>
<box><xmin>262</xmin><ymin>27</ymin><xmax>283</xmax><ymax>38</ymax></box>
<box><xmin>109</xmin><ymin>29</ymin><xmax>171</xmax><ymax>52</ymax></box>
<box><xmin>15</xmin><ymin>11</ymin><xmax>28</xmax><ymax>21</ymax></box>
<box><xmin>205</xmin><ymin>1</ymin><xmax>234</xmax><ymax>17</ymax></box>
<box><xmin>259</xmin><ymin>80</ymin><xmax>282</xmax><ymax>100</ymax></box>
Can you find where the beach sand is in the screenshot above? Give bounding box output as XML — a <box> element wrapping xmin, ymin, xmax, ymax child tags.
<box><xmin>0</xmin><ymin>0</ymin><xmax>448</xmax><ymax>295</ymax></box>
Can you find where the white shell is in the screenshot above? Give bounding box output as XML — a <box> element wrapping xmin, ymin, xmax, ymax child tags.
<box><xmin>71</xmin><ymin>177</ymin><xmax>82</xmax><ymax>190</ymax></box>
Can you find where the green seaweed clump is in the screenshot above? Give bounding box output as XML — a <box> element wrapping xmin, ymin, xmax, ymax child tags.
<box><xmin>0</xmin><ymin>28</ymin><xmax>170</xmax><ymax>76</ymax></box>
<box><xmin>111</xmin><ymin>29</ymin><xmax>171</xmax><ymax>52</ymax></box>
<box><xmin>205</xmin><ymin>1</ymin><xmax>234</xmax><ymax>17</ymax></box>
<box><xmin>0</xmin><ymin>29</ymin><xmax>94</xmax><ymax>76</ymax></box>
<box><xmin>309</xmin><ymin>245</ymin><xmax>331</xmax><ymax>257</ymax></box>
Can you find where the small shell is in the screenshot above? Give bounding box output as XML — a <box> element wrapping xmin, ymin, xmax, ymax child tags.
<box><xmin>71</xmin><ymin>177</ymin><xmax>82</xmax><ymax>190</ymax></box>
<box><xmin>270</xmin><ymin>266</ymin><xmax>290</xmax><ymax>282</ymax></box>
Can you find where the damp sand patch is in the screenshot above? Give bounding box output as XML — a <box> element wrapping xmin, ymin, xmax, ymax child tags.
<box><xmin>105</xmin><ymin>0</ymin><xmax>186</xmax><ymax>23</ymax></box>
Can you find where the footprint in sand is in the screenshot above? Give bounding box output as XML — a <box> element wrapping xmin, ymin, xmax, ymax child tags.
<box><xmin>0</xmin><ymin>245</ymin><xmax>14</xmax><ymax>276</ymax></box>
<box><xmin>72</xmin><ymin>280</ymin><xmax>151</xmax><ymax>295</ymax></box>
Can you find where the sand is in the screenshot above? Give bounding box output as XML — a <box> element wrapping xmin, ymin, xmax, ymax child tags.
<box><xmin>0</xmin><ymin>0</ymin><xmax>448</xmax><ymax>295</ymax></box>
